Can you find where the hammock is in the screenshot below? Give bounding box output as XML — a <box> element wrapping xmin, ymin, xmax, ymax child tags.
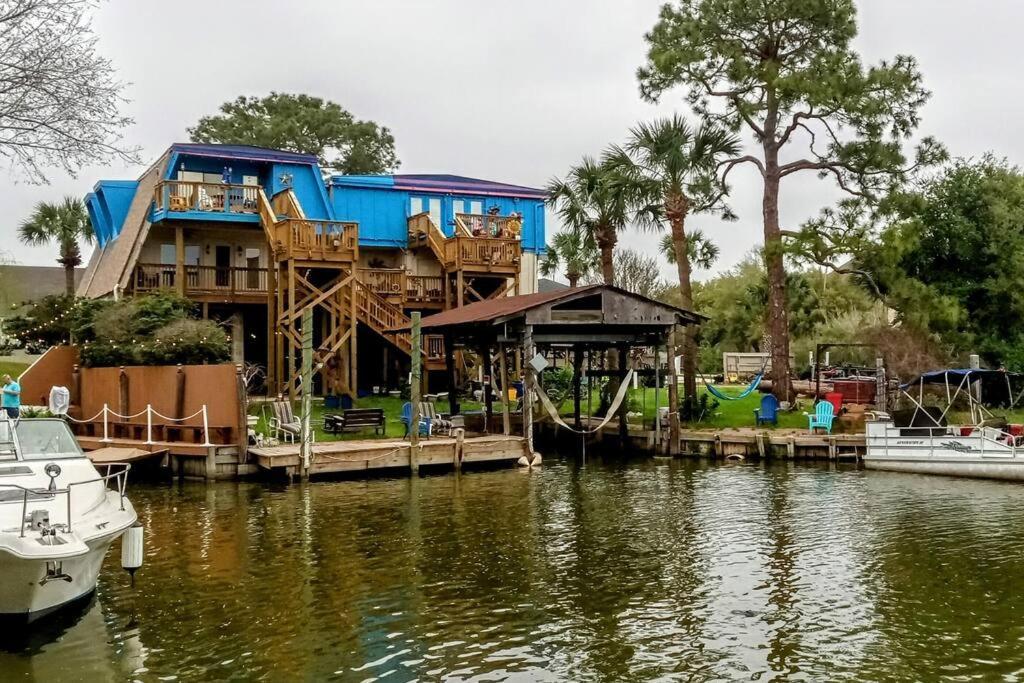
<box><xmin>533</xmin><ymin>370</ymin><xmax>635</xmax><ymax>435</ymax></box>
<box><xmin>699</xmin><ymin>356</ymin><xmax>770</xmax><ymax>401</ymax></box>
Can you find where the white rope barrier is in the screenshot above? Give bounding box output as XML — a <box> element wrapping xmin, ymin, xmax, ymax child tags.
<box><xmin>70</xmin><ymin>403</ymin><xmax>213</xmax><ymax>447</ymax></box>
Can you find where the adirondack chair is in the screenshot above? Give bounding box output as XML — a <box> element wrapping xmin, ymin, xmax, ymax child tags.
<box><xmin>808</xmin><ymin>400</ymin><xmax>836</xmax><ymax>434</ymax></box>
<box><xmin>419</xmin><ymin>401</ymin><xmax>452</xmax><ymax>436</ymax></box>
<box><xmin>754</xmin><ymin>394</ymin><xmax>779</xmax><ymax>426</ymax></box>
<box><xmin>400</xmin><ymin>401</ymin><xmax>431</xmax><ymax>439</ymax></box>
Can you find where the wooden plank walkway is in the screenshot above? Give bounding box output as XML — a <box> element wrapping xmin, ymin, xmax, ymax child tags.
<box><xmin>251</xmin><ymin>434</ymin><xmax>529</xmax><ymax>476</ymax></box>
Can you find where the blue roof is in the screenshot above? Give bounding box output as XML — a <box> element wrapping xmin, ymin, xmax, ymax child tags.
<box><xmin>170</xmin><ymin>143</ymin><xmax>318</xmax><ymax>165</ymax></box>
<box><xmin>330</xmin><ymin>173</ymin><xmax>547</xmax><ymax>199</ymax></box>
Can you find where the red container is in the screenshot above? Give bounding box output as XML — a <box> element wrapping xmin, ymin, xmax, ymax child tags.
<box><xmin>831</xmin><ymin>379</ymin><xmax>877</xmax><ymax>404</ymax></box>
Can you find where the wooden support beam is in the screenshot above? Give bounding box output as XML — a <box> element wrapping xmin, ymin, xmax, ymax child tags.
<box><xmin>572</xmin><ymin>345</ymin><xmax>583</xmax><ymax>430</ymax></box>
<box><xmin>499</xmin><ymin>344</ymin><xmax>511</xmax><ymax>436</ymax></box>
<box><xmin>668</xmin><ymin>327</ymin><xmax>680</xmax><ymax>456</ymax></box>
<box><xmin>481</xmin><ymin>343</ymin><xmax>493</xmax><ymax>431</ymax></box>
<box><xmin>618</xmin><ymin>345</ymin><xmax>629</xmax><ymax>445</ymax></box>
<box><xmin>523</xmin><ymin>325</ymin><xmax>535</xmax><ymax>455</ymax></box>
<box><xmin>174</xmin><ymin>225</ymin><xmax>185</xmax><ymax>296</ymax></box>
<box><xmin>445</xmin><ymin>330</ymin><xmax>458</xmax><ymax>416</ymax></box>
<box><xmin>410</xmin><ymin>312</ymin><xmax>422</xmax><ymax>473</ymax></box>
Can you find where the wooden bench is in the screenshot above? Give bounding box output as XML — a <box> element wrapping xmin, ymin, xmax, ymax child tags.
<box><xmin>324</xmin><ymin>408</ymin><xmax>386</xmax><ymax>436</ymax></box>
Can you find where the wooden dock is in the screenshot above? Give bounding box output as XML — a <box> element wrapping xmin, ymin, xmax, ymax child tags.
<box><xmin>251</xmin><ymin>434</ymin><xmax>532</xmax><ymax>477</ymax></box>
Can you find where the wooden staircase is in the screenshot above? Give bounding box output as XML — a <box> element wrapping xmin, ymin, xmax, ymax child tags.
<box><xmin>353</xmin><ymin>280</ymin><xmax>445</xmax><ymax>370</ymax></box>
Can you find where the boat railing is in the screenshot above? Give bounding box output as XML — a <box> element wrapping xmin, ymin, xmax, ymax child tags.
<box><xmin>0</xmin><ymin>462</ymin><xmax>131</xmax><ymax>538</ymax></box>
<box><xmin>867</xmin><ymin>421</ymin><xmax>1018</xmax><ymax>458</ymax></box>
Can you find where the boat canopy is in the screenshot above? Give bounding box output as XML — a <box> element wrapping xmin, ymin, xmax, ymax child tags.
<box><xmin>900</xmin><ymin>368</ymin><xmax>1020</xmax><ymax>390</ymax></box>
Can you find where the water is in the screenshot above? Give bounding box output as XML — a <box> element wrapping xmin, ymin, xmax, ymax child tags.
<box><xmin>5</xmin><ymin>458</ymin><xmax>1024</xmax><ymax>681</ymax></box>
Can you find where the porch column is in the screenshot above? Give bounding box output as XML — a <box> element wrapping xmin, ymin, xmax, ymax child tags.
<box><xmin>175</xmin><ymin>224</ymin><xmax>185</xmax><ymax>296</ymax></box>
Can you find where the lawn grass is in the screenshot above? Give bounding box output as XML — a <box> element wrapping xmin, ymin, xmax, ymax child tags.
<box><xmin>575</xmin><ymin>384</ymin><xmax>810</xmax><ymax>431</ymax></box>
<box><xmin>3</xmin><ymin>361</ymin><xmax>30</xmax><ymax>378</ymax></box>
<box><xmin>250</xmin><ymin>394</ymin><xmax>485</xmax><ymax>442</ymax></box>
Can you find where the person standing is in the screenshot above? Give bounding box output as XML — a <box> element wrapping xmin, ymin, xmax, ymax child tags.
<box><xmin>1</xmin><ymin>374</ymin><xmax>20</xmax><ymax>419</ymax></box>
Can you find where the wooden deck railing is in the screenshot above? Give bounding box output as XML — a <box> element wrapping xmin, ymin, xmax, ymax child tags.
<box><xmin>133</xmin><ymin>263</ymin><xmax>268</xmax><ymax>296</ymax></box>
<box><xmin>407</xmin><ymin>275</ymin><xmax>444</xmax><ymax>305</ymax></box>
<box><xmin>359</xmin><ymin>268</ymin><xmax>405</xmax><ymax>297</ymax></box>
<box><xmin>445</xmin><ymin>235</ymin><xmax>520</xmax><ymax>269</ymax></box>
<box><xmin>455</xmin><ymin>213</ymin><xmax>522</xmax><ymax>239</ymax></box>
<box><xmin>153</xmin><ymin>180</ymin><xmax>260</xmax><ymax>215</ymax></box>
<box><xmin>272</xmin><ymin>219</ymin><xmax>358</xmax><ymax>260</ymax></box>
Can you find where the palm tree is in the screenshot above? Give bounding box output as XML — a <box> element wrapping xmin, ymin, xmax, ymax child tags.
<box><xmin>19</xmin><ymin>197</ymin><xmax>94</xmax><ymax>296</ymax></box>
<box><xmin>540</xmin><ymin>228</ymin><xmax>599</xmax><ymax>287</ymax></box>
<box><xmin>659</xmin><ymin>228</ymin><xmax>720</xmax><ymax>271</ymax></box>
<box><xmin>547</xmin><ymin>157</ymin><xmax>629</xmax><ymax>285</ymax></box>
<box><xmin>606</xmin><ymin>115</ymin><xmax>740</xmax><ymax>413</ymax></box>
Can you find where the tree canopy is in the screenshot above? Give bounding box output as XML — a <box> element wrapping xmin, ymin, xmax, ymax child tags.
<box><xmin>637</xmin><ymin>0</ymin><xmax>945</xmax><ymax>399</ymax></box>
<box><xmin>18</xmin><ymin>196</ymin><xmax>94</xmax><ymax>295</ymax></box>
<box><xmin>850</xmin><ymin>158</ymin><xmax>1024</xmax><ymax>370</ymax></box>
<box><xmin>188</xmin><ymin>93</ymin><xmax>400</xmax><ymax>175</ymax></box>
<box><xmin>0</xmin><ymin>0</ymin><xmax>138</xmax><ymax>183</ymax></box>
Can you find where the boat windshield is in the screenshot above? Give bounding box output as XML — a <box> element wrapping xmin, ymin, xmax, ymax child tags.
<box><xmin>15</xmin><ymin>420</ymin><xmax>84</xmax><ymax>460</ymax></box>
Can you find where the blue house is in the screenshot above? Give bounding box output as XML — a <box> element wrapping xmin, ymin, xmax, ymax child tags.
<box><xmin>78</xmin><ymin>143</ymin><xmax>547</xmax><ymax>396</ymax></box>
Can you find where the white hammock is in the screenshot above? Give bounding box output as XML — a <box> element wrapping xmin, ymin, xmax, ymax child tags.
<box><xmin>532</xmin><ymin>370</ymin><xmax>635</xmax><ymax>435</ymax></box>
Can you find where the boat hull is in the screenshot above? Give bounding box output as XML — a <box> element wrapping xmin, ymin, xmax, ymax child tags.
<box><xmin>864</xmin><ymin>457</ymin><xmax>1024</xmax><ymax>482</ymax></box>
<box><xmin>0</xmin><ymin>531</ymin><xmax>121</xmax><ymax>621</ymax></box>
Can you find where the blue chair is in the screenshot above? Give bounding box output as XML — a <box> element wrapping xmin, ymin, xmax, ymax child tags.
<box><xmin>808</xmin><ymin>401</ymin><xmax>835</xmax><ymax>433</ymax></box>
<box><xmin>400</xmin><ymin>401</ymin><xmax>431</xmax><ymax>439</ymax></box>
<box><xmin>754</xmin><ymin>394</ymin><xmax>779</xmax><ymax>426</ymax></box>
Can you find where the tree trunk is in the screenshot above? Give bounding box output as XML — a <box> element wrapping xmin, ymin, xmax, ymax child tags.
<box><xmin>667</xmin><ymin>198</ymin><xmax>697</xmax><ymax>416</ymax></box>
<box><xmin>64</xmin><ymin>264</ymin><xmax>76</xmax><ymax>297</ymax></box>
<box><xmin>762</xmin><ymin>163</ymin><xmax>792</xmax><ymax>402</ymax></box>
<box><xmin>567</xmin><ymin>274</ymin><xmax>579</xmax><ymax>288</ymax></box>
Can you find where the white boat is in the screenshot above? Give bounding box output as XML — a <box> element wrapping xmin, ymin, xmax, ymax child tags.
<box><xmin>864</xmin><ymin>368</ymin><xmax>1024</xmax><ymax>481</ymax></box>
<box><xmin>0</xmin><ymin>418</ymin><xmax>138</xmax><ymax>621</ymax></box>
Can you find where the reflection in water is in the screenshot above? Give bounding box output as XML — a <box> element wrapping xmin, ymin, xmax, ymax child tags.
<box><xmin>3</xmin><ymin>458</ymin><xmax>1024</xmax><ymax>680</ymax></box>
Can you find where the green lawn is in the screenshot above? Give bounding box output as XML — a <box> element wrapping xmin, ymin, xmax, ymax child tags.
<box><xmin>250</xmin><ymin>394</ymin><xmax>485</xmax><ymax>442</ymax></box>
<box><xmin>575</xmin><ymin>385</ymin><xmax>810</xmax><ymax>430</ymax></box>
<box><xmin>4</xmin><ymin>361</ymin><xmax>30</xmax><ymax>378</ymax></box>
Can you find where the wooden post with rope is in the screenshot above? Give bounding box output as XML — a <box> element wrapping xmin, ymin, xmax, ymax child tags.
<box><xmin>299</xmin><ymin>307</ymin><xmax>313</xmax><ymax>481</ymax></box>
<box><xmin>410</xmin><ymin>312</ymin><xmax>422</xmax><ymax>474</ymax></box>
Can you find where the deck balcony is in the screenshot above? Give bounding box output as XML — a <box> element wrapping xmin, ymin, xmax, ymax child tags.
<box><xmin>358</xmin><ymin>268</ymin><xmax>445</xmax><ymax>308</ymax></box>
<box><xmin>132</xmin><ymin>263</ymin><xmax>269</xmax><ymax>302</ymax></box>
<box><xmin>408</xmin><ymin>212</ymin><xmax>521</xmax><ymax>273</ymax></box>
<box><xmin>270</xmin><ymin>219</ymin><xmax>359</xmax><ymax>263</ymax></box>
<box><xmin>151</xmin><ymin>180</ymin><xmax>262</xmax><ymax>224</ymax></box>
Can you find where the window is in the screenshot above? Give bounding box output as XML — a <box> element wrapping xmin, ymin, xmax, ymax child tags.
<box><xmin>246</xmin><ymin>248</ymin><xmax>261</xmax><ymax>289</ymax></box>
<box><xmin>410</xmin><ymin>197</ymin><xmax>423</xmax><ymax>216</ymax></box>
<box><xmin>185</xmin><ymin>245</ymin><xmax>200</xmax><ymax>266</ymax></box>
<box><xmin>16</xmin><ymin>420</ymin><xmax>84</xmax><ymax>460</ymax></box>
<box><xmin>469</xmin><ymin>200</ymin><xmax>483</xmax><ymax>215</ymax></box>
<box><xmin>428</xmin><ymin>198</ymin><xmax>441</xmax><ymax>227</ymax></box>
<box><xmin>242</xmin><ymin>175</ymin><xmax>258</xmax><ymax>186</ymax></box>
<box><xmin>452</xmin><ymin>200</ymin><xmax>465</xmax><ymax>217</ymax></box>
<box><xmin>159</xmin><ymin>244</ymin><xmax>176</xmax><ymax>265</ymax></box>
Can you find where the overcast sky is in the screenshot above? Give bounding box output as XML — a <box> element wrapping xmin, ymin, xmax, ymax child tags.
<box><xmin>3</xmin><ymin>0</ymin><xmax>1023</xmax><ymax>283</ymax></box>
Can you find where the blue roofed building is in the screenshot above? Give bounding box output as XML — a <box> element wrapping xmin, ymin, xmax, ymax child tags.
<box><xmin>78</xmin><ymin>143</ymin><xmax>547</xmax><ymax>396</ymax></box>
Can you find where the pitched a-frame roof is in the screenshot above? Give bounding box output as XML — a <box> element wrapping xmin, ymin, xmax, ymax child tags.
<box><xmin>418</xmin><ymin>284</ymin><xmax>705</xmax><ymax>330</ymax></box>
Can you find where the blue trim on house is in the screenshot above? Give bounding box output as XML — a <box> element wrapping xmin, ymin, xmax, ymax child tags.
<box><xmin>88</xmin><ymin>180</ymin><xmax>138</xmax><ymax>247</ymax></box>
<box><xmin>149</xmin><ymin>209</ymin><xmax>261</xmax><ymax>225</ymax></box>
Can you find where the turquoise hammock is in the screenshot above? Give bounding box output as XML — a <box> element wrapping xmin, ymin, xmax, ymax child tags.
<box><xmin>698</xmin><ymin>358</ymin><xmax>770</xmax><ymax>401</ymax></box>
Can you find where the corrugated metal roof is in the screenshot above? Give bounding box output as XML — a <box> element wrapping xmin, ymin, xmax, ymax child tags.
<box><xmin>417</xmin><ymin>285</ymin><xmax>704</xmax><ymax>330</ymax></box>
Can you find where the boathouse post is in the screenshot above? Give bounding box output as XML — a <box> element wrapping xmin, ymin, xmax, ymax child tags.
<box><xmin>410</xmin><ymin>312</ymin><xmax>422</xmax><ymax>473</ymax></box>
<box><xmin>572</xmin><ymin>345</ymin><xmax>583</xmax><ymax>430</ymax></box>
<box><xmin>654</xmin><ymin>345</ymin><xmax>661</xmax><ymax>445</ymax></box>
<box><xmin>617</xmin><ymin>345</ymin><xmax>629</xmax><ymax>445</ymax></box>
<box><xmin>481</xmin><ymin>343</ymin><xmax>493</xmax><ymax>432</ymax></box>
<box><xmin>667</xmin><ymin>327</ymin><xmax>680</xmax><ymax>456</ymax></box>
<box><xmin>444</xmin><ymin>330</ymin><xmax>457</xmax><ymax>417</ymax></box>
<box><xmin>498</xmin><ymin>344</ymin><xmax>511</xmax><ymax>436</ymax></box>
<box><xmin>523</xmin><ymin>324</ymin><xmax>535</xmax><ymax>456</ymax></box>
<box><xmin>118</xmin><ymin>366</ymin><xmax>129</xmax><ymax>424</ymax></box>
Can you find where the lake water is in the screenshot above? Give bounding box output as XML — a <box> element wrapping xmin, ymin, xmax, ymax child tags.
<box><xmin>4</xmin><ymin>458</ymin><xmax>1024</xmax><ymax>681</ymax></box>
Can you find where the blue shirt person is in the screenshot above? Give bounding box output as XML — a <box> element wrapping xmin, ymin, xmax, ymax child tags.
<box><xmin>1</xmin><ymin>374</ymin><xmax>20</xmax><ymax>419</ymax></box>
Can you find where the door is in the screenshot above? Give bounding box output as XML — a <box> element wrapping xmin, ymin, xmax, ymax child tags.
<box><xmin>215</xmin><ymin>245</ymin><xmax>231</xmax><ymax>288</ymax></box>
